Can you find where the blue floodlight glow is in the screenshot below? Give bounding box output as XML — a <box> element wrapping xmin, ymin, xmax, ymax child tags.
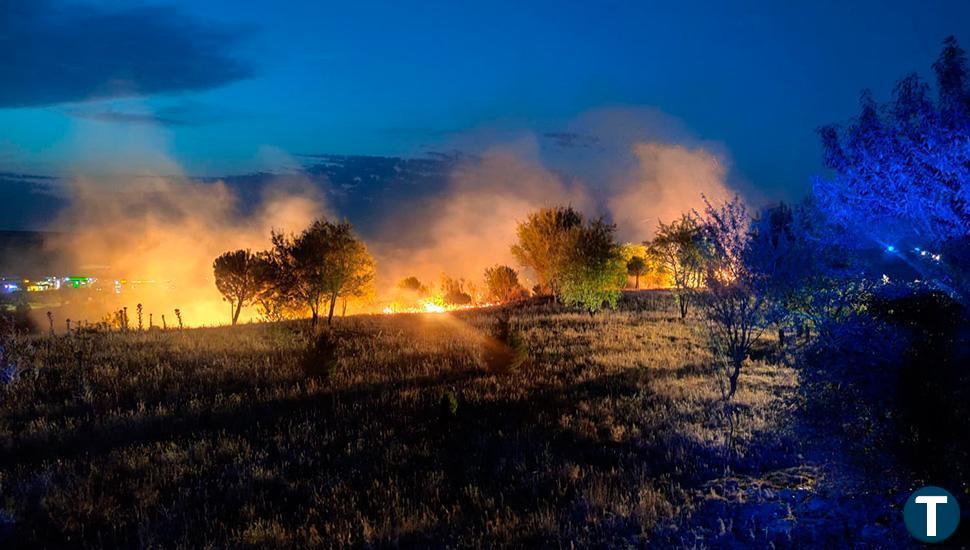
<box><xmin>885</xmin><ymin>245</ymin><xmax>896</xmax><ymax>253</ymax></box>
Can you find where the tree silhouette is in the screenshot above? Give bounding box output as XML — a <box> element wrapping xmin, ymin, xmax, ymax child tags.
<box><xmin>398</xmin><ymin>276</ymin><xmax>428</xmax><ymax>295</ymax></box>
<box><xmin>213</xmin><ymin>249</ymin><xmax>260</xmax><ymax>325</ymax></box>
<box><xmin>626</xmin><ymin>256</ymin><xmax>647</xmax><ymax>289</ymax></box>
<box><xmin>271</xmin><ymin>220</ymin><xmax>375</xmax><ymax>326</ymax></box>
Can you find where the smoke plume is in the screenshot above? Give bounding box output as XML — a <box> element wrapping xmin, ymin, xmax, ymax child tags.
<box><xmin>47</xmin><ymin>174</ymin><xmax>328</xmax><ymax>326</ymax></box>
<box><xmin>608</xmin><ymin>142</ymin><xmax>734</xmax><ymax>241</ymax></box>
<box><xmin>39</xmin><ymin>107</ymin><xmax>741</xmax><ymax>324</ymax></box>
<box><xmin>372</xmin><ymin>147</ymin><xmax>591</xmax><ymax>292</ymax></box>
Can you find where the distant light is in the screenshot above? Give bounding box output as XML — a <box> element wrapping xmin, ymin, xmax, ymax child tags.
<box><xmin>886</xmin><ymin>245</ymin><xmax>896</xmax><ymax>253</ymax></box>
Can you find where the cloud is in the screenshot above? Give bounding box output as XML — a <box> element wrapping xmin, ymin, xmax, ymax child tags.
<box><xmin>542</xmin><ymin>131</ymin><xmax>601</xmax><ymax>149</ymax></box>
<box><xmin>65</xmin><ymin>100</ymin><xmax>230</xmax><ymax>127</ymax></box>
<box><xmin>0</xmin><ymin>1</ymin><xmax>252</xmax><ymax>108</ymax></box>
<box><xmin>0</xmin><ymin>173</ymin><xmax>67</xmax><ymax>231</ymax></box>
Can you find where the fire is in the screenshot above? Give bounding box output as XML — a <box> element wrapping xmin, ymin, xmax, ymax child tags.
<box><xmin>381</xmin><ymin>299</ymin><xmax>451</xmax><ymax>314</ymax></box>
<box><xmin>380</xmin><ymin>298</ymin><xmax>498</xmax><ymax>315</ymax></box>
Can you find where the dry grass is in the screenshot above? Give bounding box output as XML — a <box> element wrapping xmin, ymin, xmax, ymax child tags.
<box><xmin>0</xmin><ymin>291</ymin><xmax>797</xmax><ymax>547</ymax></box>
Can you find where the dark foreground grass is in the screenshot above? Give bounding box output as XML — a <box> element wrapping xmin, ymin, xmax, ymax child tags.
<box><xmin>0</xmin><ymin>292</ymin><xmax>798</xmax><ymax>547</ymax></box>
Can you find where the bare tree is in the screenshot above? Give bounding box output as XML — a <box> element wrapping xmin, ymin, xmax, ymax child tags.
<box><xmin>698</xmin><ymin>196</ymin><xmax>782</xmax><ymax>399</ymax></box>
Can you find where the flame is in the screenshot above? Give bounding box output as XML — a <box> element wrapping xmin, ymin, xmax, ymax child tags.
<box><xmin>423</xmin><ymin>301</ymin><xmax>447</xmax><ymax>313</ymax></box>
<box><xmin>379</xmin><ymin>298</ymin><xmax>499</xmax><ymax>315</ymax></box>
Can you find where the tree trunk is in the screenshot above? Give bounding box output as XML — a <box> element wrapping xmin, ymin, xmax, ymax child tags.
<box><xmin>635</xmin><ymin>274</ymin><xmax>640</xmax><ymax>289</ymax></box>
<box><xmin>327</xmin><ymin>292</ymin><xmax>338</xmax><ymax>325</ymax></box>
<box><xmin>232</xmin><ymin>296</ymin><xmax>243</xmax><ymax>325</ymax></box>
<box><xmin>727</xmin><ymin>359</ymin><xmax>742</xmax><ymax>398</ymax></box>
<box><xmin>310</xmin><ymin>296</ymin><xmax>320</xmax><ymax>327</ymax></box>
<box><xmin>342</xmin><ymin>298</ymin><xmax>347</xmax><ymax>317</ymax></box>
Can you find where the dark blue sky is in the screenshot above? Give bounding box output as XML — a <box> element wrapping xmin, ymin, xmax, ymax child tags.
<box><xmin>2</xmin><ymin>0</ymin><xmax>969</xmax><ymax>202</ymax></box>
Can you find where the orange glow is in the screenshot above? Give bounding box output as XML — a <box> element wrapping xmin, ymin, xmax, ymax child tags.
<box><xmin>380</xmin><ymin>298</ymin><xmax>499</xmax><ymax>315</ymax></box>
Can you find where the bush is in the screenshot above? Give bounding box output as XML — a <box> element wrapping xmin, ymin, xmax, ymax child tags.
<box><xmin>484</xmin><ymin>265</ymin><xmax>528</xmax><ymax>303</ymax></box>
<box><xmin>870</xmin><ymin>290</ymin><xmax>970</xmax><ymax>490</ymax></box>
<box><xmin>558</xmin><ymin>219</ymin><xmax>627</xmax><ymax>314</ymax></box>
<box><xmin>302</xmin><ymin>330</ymin><xmax>340</xmax><ymax>381</ymax></box>
<box><xmin>801</xmin><ymin>288</ymin><xmax>970</xmax><ymax>492</ymax></box>
<box><xmin>438</xmin><ymin>390</ymin><xmax>458</xmax><ymax>421</ymax></box>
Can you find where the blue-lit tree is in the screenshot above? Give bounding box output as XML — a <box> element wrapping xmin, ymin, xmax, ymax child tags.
<box><xmin>747</xmin><ymin>200</ymin><xmax>876</xmax><ymax>342</ymax></box>
<box><xmin>814</xmin><ymin>36</ymin><xmax>970</xmax><ymax>302</ymax></box>
<box><xmin>698</xmin><ymin>196</ymin><xmax>787</xmax><ymax>398</ymax></box>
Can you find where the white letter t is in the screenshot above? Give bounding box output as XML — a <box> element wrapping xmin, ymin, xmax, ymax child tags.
<box><xmin>915</xmin><ymin>495</ymin><xmax>948</xmax><ymax>537</ymax></box>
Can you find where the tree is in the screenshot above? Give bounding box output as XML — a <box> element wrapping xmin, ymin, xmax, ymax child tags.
<box><xmin>250</xmin><ymin>250</ymin><xmax>296</xmax><ymax>322</ymax></box>
<box><xmin>441</xmin><ymin>275</ymin><xmax>472</xmax><ymax>305</ymax></box>
<box><xmin>272</xmin><ymin>219</ymin><xmax>375</xmax><ymax>327</ymax></box>
<box><xmin>647</xmin><ymin>214</ymin><xmax>707</xmax><ymax>319</ymax></box>
<box><xmin>392</xmin><ymin>276</ymin><xmax>430</xmax><ymax>311</ymax></box>
<box><xmin>398</xmin><ymin>276</ymin><xmax>428</xmax><ymax>295</ymax></box>
<box><xmin>511</xmin><ymin>206</ymin><xmax>583</xmax><ymax>295</ymax></box>
<box><xmin>815</xmin><ymin>36</ymin><xmax>970</xmax><ymax>303</ymax></box>
<box><xmin>337</xmin><ymin>247</ymin><xmax>376</xmax><ymax>317</ymax></box>
<box><xmin>747</xmin><ymin>201</ymin><xmax>873</xmax><ymax>343</ymax></box>
<box><xmin>484</xmin><ymin>265</ymin><xmax>528</xmax><ymax>303</ymax></box>
<box><xmin>321</xmin><ymin>227</ymin><xmax>375</xmax><ymax>325</ymax></box>
<box><xmin>213</xmin><ymin>249</ymin><xmax>260</xmax><ymax>325</ymax></box>
<box><xmin>699</xmin><ymin>196</ymin><xmax>779</xmax><ymax>399</ymax></box>
<box><xmin>558</xmin><ymin>218</ymin><xmax>627</xmax><ymax>314</ymax></box>
<box><xmin>626</xmin><ymin>256</ymin><xmax>647</xmax><ymax>289</ymax></box>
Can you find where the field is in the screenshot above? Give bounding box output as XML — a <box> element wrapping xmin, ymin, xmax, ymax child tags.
<box><xmin>0</xmin><ymin>292</ymin><xmax>871</xmax><ymax>547</ymax></box>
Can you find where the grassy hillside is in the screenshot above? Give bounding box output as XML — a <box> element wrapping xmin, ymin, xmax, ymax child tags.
<box><xmin>1</xmin><ymin>292</ymin><xmax>802</xmax><ymax>546</ymax></box>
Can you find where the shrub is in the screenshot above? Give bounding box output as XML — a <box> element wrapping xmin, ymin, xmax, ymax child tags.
<box><xmin>484</xmin><ymin>265</ymin><xmax>528</xmax><ymax>303</ymax></box>
<box><xmin>558</xmin><ymin>219</ymin><xmax>627</xmax><ymax>314</ymax></box>
<box><xmin>438</xmin><ymin>390</ymin><xmax>458</xmax><ymax>421</ymax></box>
<box><xmin>870</xmin><ymin>290</ymin><xmax>970</xmax><ymax>489</ymax></box>
<box><xmin>302</xmin><ymin>331</ymin><xmax>340</xmax><ymax>381</ymax></box>
<box><xmin>441</xmin><ymin>276</ymin><xmax>472</xmax><ymax>305</ymax></box>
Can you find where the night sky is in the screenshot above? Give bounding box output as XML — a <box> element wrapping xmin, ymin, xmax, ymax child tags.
<box><xmin>2</xmin><ymin>0</ymin><xmax>969</xmax><ymax>230</ymax></box>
